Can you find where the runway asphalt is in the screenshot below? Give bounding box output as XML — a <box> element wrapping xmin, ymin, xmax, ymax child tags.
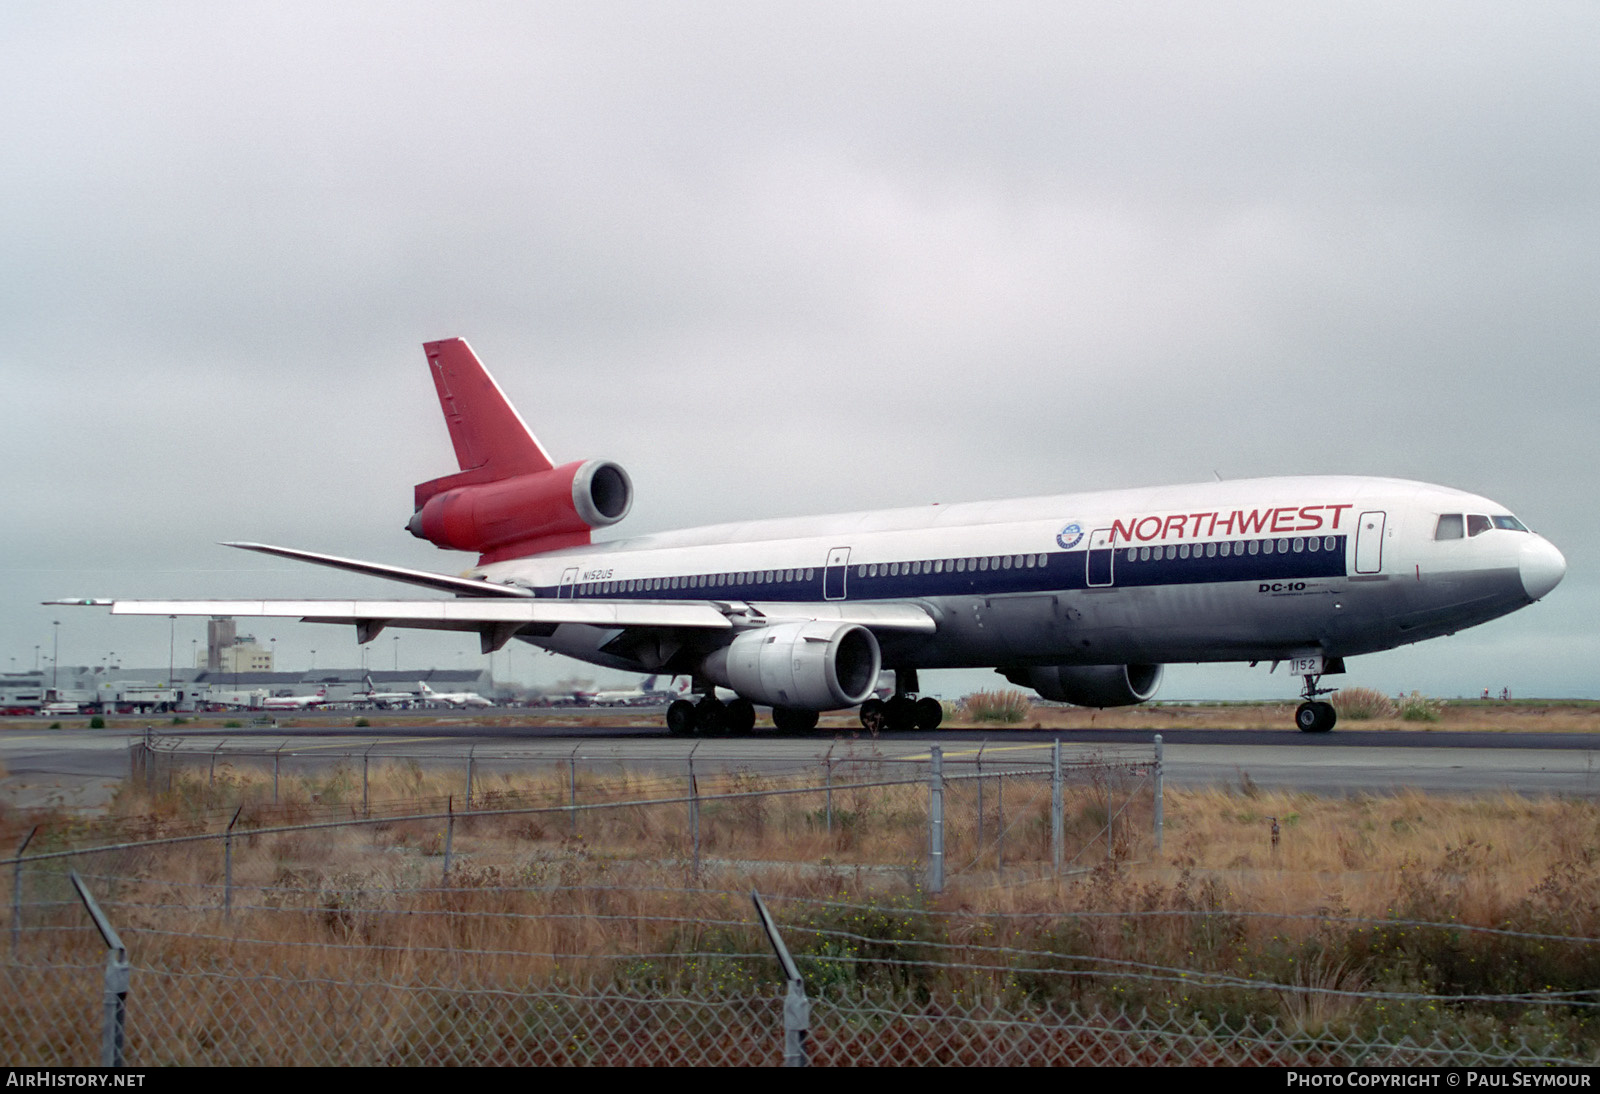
<box><xmin>4</xmin><ymin>721</ymin><xmax>1599</xmax><ymax>810</ymax></box>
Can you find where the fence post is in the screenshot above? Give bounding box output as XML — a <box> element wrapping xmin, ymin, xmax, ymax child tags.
<box><xmin>751</xmin><ymin>891</ymin><xmax>810</xmax><ymax>1067</ymax></box>
<box><xmin>144</xmin><ymin>728</ymin><xmax>153</xmax><ymax>795</ymax></box>
<box><xmin>823</xmin><ymin>745</ymin><xmax>835</xmax><ymax>835</ymax></box>
<box><xmin>1051</xmin><ymin>739</ymin><xmax>1062</xmax><ymax>874</ymax></box>
<box><xmin>688</xmin><ymin>742</ymin><xmax>701</xmax><ymax>879</ymax></box>
<box><xmin>69</xmin><ymin>872</ymin><xmax>128</xmax><ymax>1068</ymax></box>
<box><xmin>466</xmin><ymin>747</ymin><xmax>476</xmax><ymax>810</ymax></box>
<box><xmin>996</xmin><ymin>762</ymin><xmax>1004</xmax><ymax>869</ymax></box>
<box><xmin>976</xmin><ymin>741</ymin><xmax>986</xmax><ymax>862</ymax></box>
<box><xmin>362</xmin><ymin>746</ymin><xmax>372</xmax><ymax>818</ymax></box>
<box><xmin>224</xmin><ymin>807</ymin><xmax>241</xmax><ymax>919</ymax></box>
<box><xmin>929</xmin><ymin>745</ymin><xmax>944</xmax><ymax>893</ymax></box>
<box><xmin>209</xmin><ymin>740</ymin><xmax>222</xmax><ymax>787</ymax></box>
<box><xmin>11</xmin><ymin>826</ymin><xmax>36</xmax><ymax>955</ymax></box>
<box><xmin>443</xmin><ymin>796</ymin><xmax>455</xmax><ymax>881</ymax></box>
<box><xmin>568</xmin><ymin>746</ymin><xmax>580</xmax><ymax>836</ymax></box>
<box><xmin>273</xmin><ymin>743</ymin><xmax>283</xmax><ymax>805</ymax></box>
<box><xmin>1153</xmin><ymin>734</ymin><xmax>1164</xmax><ymax>855</ymax></box>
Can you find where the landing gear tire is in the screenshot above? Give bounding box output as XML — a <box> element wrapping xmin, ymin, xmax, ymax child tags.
<box><xmin>771</xmin><ymin>707</ymin><xmax>819</xmax><ymax>734</ymax></box>
<box><xmin>666</xmin><ymin>699</ymin><xmax>696</xmax><ymax>736</ymax></box>
<box><xmin>1296</xmin><ymin>701</ymin><xmax>1336</xmax><ymax>734</ymax></box>
<box><xmin>913</xmin><ymin>696</ymin><xmax>943</xmax><ymax>731</ymax></box>
<box><xmin>695</xmin><ymin>698</ymin><xmax>727</xmax><ymax>737</ymax></box>
<box><xmin>859</xmin><ymin>698</ymin><xmax>885</xmax><ymax>734</ymax></box>
<box><xmin>725</xmin><ymin>698</ymin><xmax>756</xmax><ymax>736</ymax></box>
<box><xmin>885</xmin><ymin>695</ymin><xmax>916</xmax><ymax>732</ymax></box>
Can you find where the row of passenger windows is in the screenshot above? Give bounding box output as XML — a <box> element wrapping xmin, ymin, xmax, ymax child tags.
<box><xmin>580</xmin><ymin>568</ymin><xmax>819</xmax><ymax>596</ymax></box>
<box><xmin>573</xmin><ymin>535</ymin><xmax>1344</xmax><ymax>594</ymax></box>
<box><xmin>1435</xmin><ymin>513</ymin><xmax>1529</xmax><ymax>540</ymax></box>
<box><xmin>856</xmin><ymin>553</ymin><xmax>1049</xmax><ymax>579</ymax></box>
<box><xmin>1125</xmin><ymin>536</ymin><xmax>1340</xmax><ymax>562</ymax></box>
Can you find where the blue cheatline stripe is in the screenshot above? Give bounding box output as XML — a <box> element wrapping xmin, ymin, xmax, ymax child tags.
<box><xmin>532</xmin><ymin>535</ymin><xmax>1350</xmax><ymax>603</ymax></box>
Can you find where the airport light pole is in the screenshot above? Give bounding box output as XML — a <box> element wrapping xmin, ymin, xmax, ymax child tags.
<box><xmin>168</xmin><ymin>616</ymin><xmax>176</xmax><ymax>688</ymax></box>
<box><xmin>393</xmin><ymin>635</ymin><xmax>399</xmax><ymax>671</ymax></box>
<box><xmin>51</xmin><ymin>621</ymin><xmax>59</xmax><ymax>693</ymax></box>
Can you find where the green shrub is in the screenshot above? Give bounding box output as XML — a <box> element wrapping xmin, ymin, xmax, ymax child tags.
<box><xmin>1397</xmin><ymin>690</ymin><xmax>1442</xmax><ymax>722</ymax></box>
<box><xmin>88</xmin><ymin>715</ymin><xmax>105</xmax><ymax>729</ymax></box>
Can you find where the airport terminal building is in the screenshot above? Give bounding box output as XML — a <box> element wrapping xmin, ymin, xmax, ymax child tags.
<box><xmin>0</xmin><ymin>666</ymin><xmax>495</xmax><ymax>713</ymax></box>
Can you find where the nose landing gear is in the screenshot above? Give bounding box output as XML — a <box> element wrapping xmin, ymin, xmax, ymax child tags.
<box><xmin>1295</xmin><ymin>673</ymin><xmax>1338</xmax><ymax>733</ymax></box>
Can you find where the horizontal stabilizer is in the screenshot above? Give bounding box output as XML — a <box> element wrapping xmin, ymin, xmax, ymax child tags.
<box><xmin>222</xmin><ymin>542</ymin><xmax>532</xmax><ymax>598</ymax></box>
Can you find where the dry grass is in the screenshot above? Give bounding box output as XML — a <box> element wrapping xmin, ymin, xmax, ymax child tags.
<box><xmin>10</xmin><ymin>763</ymin><xmax>1600</xmax><ymax>1062</ymax></box>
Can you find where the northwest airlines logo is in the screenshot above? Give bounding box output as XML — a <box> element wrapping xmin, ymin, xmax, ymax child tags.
<box><xmin>1109</xmin><ymin>504</ymin><xmax>1354</xmax><ymax>545</ymax></box>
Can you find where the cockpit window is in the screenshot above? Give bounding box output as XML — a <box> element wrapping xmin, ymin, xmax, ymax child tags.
<box><xmin>1493</xmin><ymin>515</ymin><xmax>1529</xmax><ymax>532</ymax></box>
<box><xmin>1435</xmin><ymin>514</ymin><xmax>1464</xmax><ymax>540</ymax></box>
<box><xmin>1467</xmin><ymin>514</ymin><xmax>1492</xmax><ymax>537</ymax></box>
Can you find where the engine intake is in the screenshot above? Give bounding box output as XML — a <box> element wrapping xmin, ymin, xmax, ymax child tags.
<box><xmin>408</xmin><ymin>458</ymin><xmax>633</xmax><ymax>563</ymax></box>
<box><xmin>703</xmin><ymin>622</ymin><xmax>882</xmax><ymax>711</ymax></box>
<box><xmin>1002</xmin><ymin>663</ymin><xmax>1164</xmax><ymax>708</ymax></box>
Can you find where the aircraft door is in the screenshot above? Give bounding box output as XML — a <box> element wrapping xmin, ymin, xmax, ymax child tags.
<box><xmin>1086</xmin><ymin>528</ymin><xmax>1115</xmax><ymax>587</ymax></box>
<box><xmin>1354</xmin><ymin>511</ymin><xmax>1386</xmax><ymax>574</ymax></box>
<box><xmin>558</xmin><ymin>567</ymin><xmax>579</xmax><ymax>599</ymax></box>
<box><xmin>824</xmin><ymin>547</ymin><xmax>850</xmax><ymax>600</ymax></box>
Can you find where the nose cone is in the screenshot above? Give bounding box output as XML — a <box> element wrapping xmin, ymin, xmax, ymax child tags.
<box><xmin>1520</xmin><ymin>536</ymin><xmax>1567</xmax><ymax>602</ymax></box>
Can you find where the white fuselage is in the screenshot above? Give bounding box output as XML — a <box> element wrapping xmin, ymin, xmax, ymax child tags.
<box><xmin>471</xmin><ymin>476</ymin><xmax>1564</xmax><ymax>676</ymax></box>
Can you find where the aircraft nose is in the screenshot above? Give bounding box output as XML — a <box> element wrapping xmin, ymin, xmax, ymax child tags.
<box><xmin>1520</xmin><ymin>535</ymin><xmax>1566</xmax><ymax>602</ymax></box>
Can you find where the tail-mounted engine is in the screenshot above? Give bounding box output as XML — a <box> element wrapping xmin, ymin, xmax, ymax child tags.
<box><xmin>1002</xmin><ymin>663</ymin><xmax>1164</xmax><ymax>708</ymax></box>
<box><xmin>702</xmin><ymin>622</ymin><xmax>882</xmax><ymax>711</ymax></box>
<box><xmin>408</xmin><ymin>458</ymin><xmax>632</xmax><ymax>562</ymax></box>
<box><xmin>406</xmin><ymin>337</ymin><xmax>634</xmax><ymax>563</ymax></box>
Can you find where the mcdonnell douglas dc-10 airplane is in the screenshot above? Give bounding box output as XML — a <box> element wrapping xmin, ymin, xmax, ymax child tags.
<box><xmin>57</xmin><ymin>339</ymin><xmax>1566</xmax><ymax>735</ymax></box>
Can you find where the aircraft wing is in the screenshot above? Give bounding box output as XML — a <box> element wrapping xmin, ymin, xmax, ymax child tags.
<box><xmin>48</xmin><ymin>597</ymin><xmax>937</xmax><ymax>653</ymax></box>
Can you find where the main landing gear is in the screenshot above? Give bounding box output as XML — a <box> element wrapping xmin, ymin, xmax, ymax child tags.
<box><xmin>666</xmin><ymin>695</ymin><xmax>759</xmax><ymax>737</ymax></box>
<box><xmin>1295</xmin><ymin>673</ymin><xmax>1338</xmax><ymax>734</ymax></box>
<box><xmin>665</xmin><ymin>691</ymin><xmax>819</xmax><ymax>736</ymax></box>
<box><xmin>859</xmin><ymin>669</ymin><xmax>944</xmax><ymax>734</ymax></box>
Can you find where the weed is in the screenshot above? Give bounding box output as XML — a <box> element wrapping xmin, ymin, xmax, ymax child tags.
<box><xmin>1333</xmin><ymin>687</ymin><xmax>1394</xmax><ymax>721</ymax></box>
<box><xmin>1397</xmin><ymin>691</ymin><xmax>1443</xmax><ymax>722</ymax></box>
<box><xmin>961</xmin><ymin>690</ymin><xmax>1033</xmax><ymax>724</ymax></box>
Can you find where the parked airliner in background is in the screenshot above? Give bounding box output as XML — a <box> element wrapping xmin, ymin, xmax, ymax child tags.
<box><xmin>57</xmin><ymin>339</ymin><xmax>1565</xmax><ymax>735</ymax></box>
<box><xmin>417</xmin><ymin>681</ymin><xmax>494</xmax><ymax>708</ymax></box>
<box><xmin>258</xmin><ymin>688</ymin><xmax>329</xmax><ymax>712</ymax></box>
<box><xmin>587</xmin><ymin>675</ymin><xmax>692</xmax><ymax>706</ymax></box>
<box><xmin>357</xmin><ymin>675</ymin><xmax>417</xmax><ymax>708</ymax></box>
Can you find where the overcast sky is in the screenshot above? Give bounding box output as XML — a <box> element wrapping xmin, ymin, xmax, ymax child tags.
<box><xmin>3</xmin><ymin>3</ymin><xmax>1596</xmax><ymax>700</ymax></box>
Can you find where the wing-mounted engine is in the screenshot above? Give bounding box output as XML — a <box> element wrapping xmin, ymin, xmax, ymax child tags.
<box><xmin>405</xmin><ymin>337</ymin><xmax>634</xmax><ymax>563</ymax></box>
<box><xmin>408</xmin><ymin>458</ymin><xmax>632</xmax><ymax>562</ymax></box>
<box><xmin>702</xmin><ymin>622</ymin><xmax>882</xmax><ymax>711</ymax></box>
<box><xmin>1002</xmin><ymin>663</ymin><xmax>1164</xmax><ymax>708</ymax></box>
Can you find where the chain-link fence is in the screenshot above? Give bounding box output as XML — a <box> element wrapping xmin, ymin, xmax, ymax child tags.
<box><xmin>7</xmin><ymin>738</ymin><xmax>1600</xmax><ymax>1066</ymax></box>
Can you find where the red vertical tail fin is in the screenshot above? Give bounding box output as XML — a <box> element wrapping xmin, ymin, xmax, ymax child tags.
<box><xmin>408</xmin><ymin>339</ymin><xmax>633</xmax><ymax>562</ymax></box>
<box><xmin>414</xmin><ymin>339</ymin><xmax>555</xmax><ymax>507</ymax></box>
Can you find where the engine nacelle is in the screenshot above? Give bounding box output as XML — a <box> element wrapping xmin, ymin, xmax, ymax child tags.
<box><xmin>408</xmin><ymin>458</ymin><xmax>632</xmax><ymax>562</ymax></box>
<box><xmin>702</xmin><ymin>622</ymin><xmax>882</xmax><ymax>711</ymax></box>
<box><xmin>1003</xmin><ymin>664</ymin><xmax>1164</xmax><ymax>708</ymax></box>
